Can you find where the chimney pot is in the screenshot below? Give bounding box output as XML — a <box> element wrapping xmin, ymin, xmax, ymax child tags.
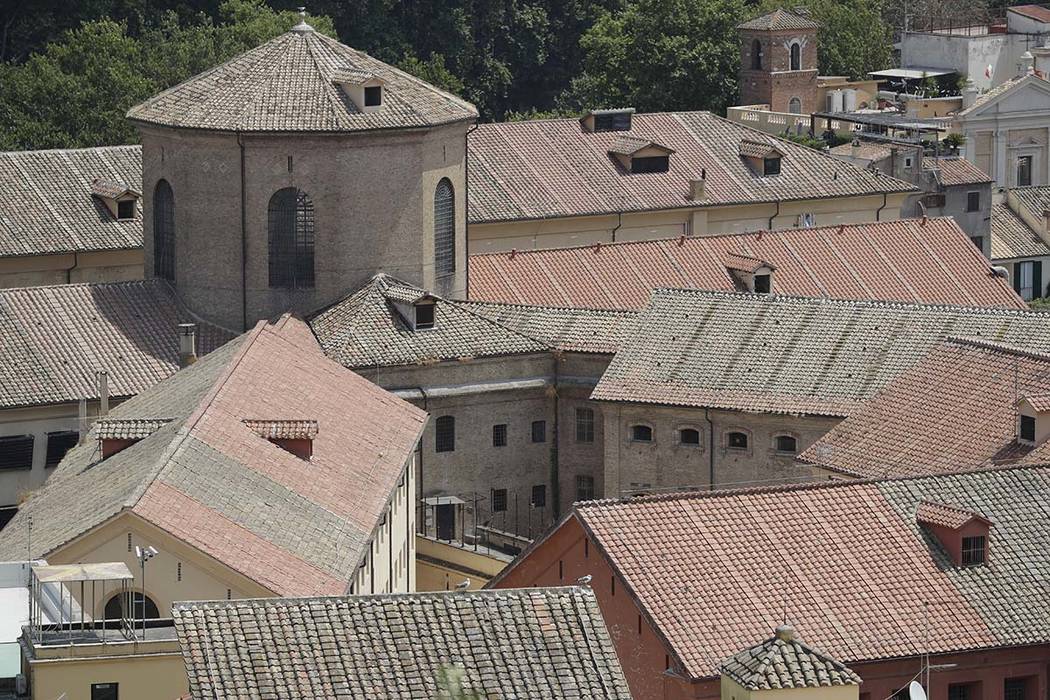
<box><xmin>96</xmin><ymin>371</ymin><xmax>109</xmax><ymax>417</ymax></box>
<box><xmin>178</xmin><ymin>323</ymin><xmax>198</xmax><ymax>368</ymax></box>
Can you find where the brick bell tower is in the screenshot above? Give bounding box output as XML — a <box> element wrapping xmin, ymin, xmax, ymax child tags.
<box><xmin>737</xmin><ymin>8</ymin><xmax>819</xmax><ymax>114</ymax></box>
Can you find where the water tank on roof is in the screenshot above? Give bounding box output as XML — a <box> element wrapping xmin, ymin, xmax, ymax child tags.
<box><xmin>844</xmin><ymin>89</ymin><xmax>857</xmax><ymax>112</ymax></box>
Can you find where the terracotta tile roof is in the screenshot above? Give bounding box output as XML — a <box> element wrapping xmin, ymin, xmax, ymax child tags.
<box><xmin>1008</xmin><ymin>4</ymin><xmax>1050</xmax><ymax>22</ymax></box>
<box><xmin>173</xmin><ymin>588</ymin><xmax>633</xmax><ymax>699</ymax></box>
<box><xmin>799</xmin><ymin>338</ymin><xmax>1050</xmax><ymax>477</ymax></box>
<box><xmin>828</xmin><ymin>142</ymin><xmax>891</xmax><ymax>163</ymax></box>
<box><xmin>89</xmin><ymin>178</ymin><xmax>139</xmax><ymax>200</ymax></box>
<box><xmin>915</xmin><ymin>501</ymin><xmax>989</xmax><ymax>529</ymax></box>
<box><xmin>738</xmin><ymin>9</ymin><xmax>819</xmax><ymax>30</ymax></box>
<box><xmin>720</xmin><ymin>626</ymin><xmax>861</xmax><ymax>690</ymax></box>
<box><xmin>739</xmin><ymin>139</ymin><xmax>783</xmax><ymax>159</ymax></box>
<box><xmin>0</xmin><ymin>316</ymin><xmax>426</xmax><ymax>596</ymax></box>
<box><xmin>469</xmin><ymin>218</ymin><xmax>1024</xmax><ymax>310</ymax></box>
<box><xmin>0</xmin><ymin>279</ymin><xmax>232</xmax><ymax>410</ymax></box>
<box><xmin>242</xmin><ymin>419</ymin><xmax>319</xmax><ymax>440</ymax></box>
<box><xmin>608</xmin><ymin>135</ymin><xmax>671</xmax><ymax>156</ymax></box>
<box><xmin>0</xmin><ymin>146</ymin><xmax>142</xmax><ymax>257</ymax></box>
<box><xmin>309</xmin><ymin>274</ymin><xmax>635</xmax><ymax>368</ymax></box>
<box><xmin>1021</xmin><ymin>392</ymin><xmax>1050</xmax><ymax>411</ymax></box>
<box><xmin>95</xmin><ymin>418</ymin><xmax>172</xmax><ymax>440</ymax></box>
<box><xmin>925</xmin><ymin>157</ymin><xmax>993</xmax><ymax>186</ymax></box>
<box><xmin>127</xmin><ymin>27</ymin><xmax>476</xmax><ymax>133</ymax></box>
<box><xmin>542</xmin><ymin>466</ymin><xmax>1050</xmax><ymax>680</ymax></box>
<box><xmin>1009</xmin><ymin>185</ymin><xmax>1050</xmax><ymax>224</ymax></box>
<box><xmin>990</xmin><ymin>202</ymin><xmax>1050</xmax><ymax>260</ymax></box>
<box><xmin>724</xmin><ymin>252</ymin><xmax>774</xmax><ymax>274</ymax></box>
<box><xmin>467</xmin><ymin>112</ymin><xmax>914</xmax><ymax>224</ymax></box>
<box><xmin>591</xmin><ymin>291</ymin><xmax>1050</xmax><ymax>416</ymax></box>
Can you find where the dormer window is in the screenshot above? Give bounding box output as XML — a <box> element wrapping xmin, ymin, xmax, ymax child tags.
<box><xmin>739</xmin><ymin>140</ymin><xmax>784</xmax><ymax>177</ymax></box>
<box><xmin>608</xmin><ymin>137</ymin><xmax>674</xmax><ymax>174</ymax></box>
<box><xmin>581</xmin><ymin>108</ymin><xmax>634</xmax><ymax>133</ymax></box>
<box><xmin>381</xmin><ymin>282</ymin><xmax>440</xmax><ymax>331</ymax></box>
<box><xmin>415</xmin><ymin>301</ymin><xmax>435</xmax><ymax>330</ymax></box>
<box><xmin>916</xmin><ymin>501</ymin><xmax>992</xmax><ymax>568</ymax></box>
<box><xmin>725</xmin><ymin>253</ymin><xmax>775</xmax><ymax>293</ymax></box>
<box><xmin>97</xmin><ymin>418</ymin><xmax>172</xmax><ymax>459</ymax></box>
<box><xmin>333</xmin><ymin>69</ymin><xmax>384</xmax><ymax>112</ymax></box>
<box><xmin>91</xmin><ymin>178</ymin><xmax>141</xmax><ymax>221</ymax></box>
<box><xmin>1016</xmin><ymin>394</ymin><xmax>1050</xmax><ymax>445</ymax></box>
<box><xmin>243</xmin><ymin>419</ymin><xmax>318</xmax><ymax>461</ymax></box>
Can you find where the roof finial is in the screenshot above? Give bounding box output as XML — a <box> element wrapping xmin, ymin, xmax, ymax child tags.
<box><xmin>292</xmin><ymin>6</ymin><xmax>314</xmax><ymax>33</ymax></box>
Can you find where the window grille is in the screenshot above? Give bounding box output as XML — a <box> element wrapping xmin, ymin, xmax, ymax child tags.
<box><xmin>434</xmin><ymin>179</ymin><xmax>455</xmax><ymax>279</ymax></box>
<box><xmin>576</xmin><ymin>408</ymin><xmax>595</xmax><ymax>443</ymax></box>
<box><xmin>492</xmin><ymin>424</ymin><xmax>507</xmax><ymax>447</ymax></box>
<box><xmin>435</xmin><ymin>416</ymin><xmax>455</xmax><ymax>452</ymax></box>
<box><xmin>576</xmin><ymin>475</ymin><xmax>595</xmax><ymax>501</ymax></box>
<box><xmin>961</xmin><ymin>535</ymin><xmax>986</xmax><ymax>566</ymax></box>
<box><xmin>491</xmin><ymin>488</ymin><xmax>508</xmax><ymax>512</ymax></box>
<box><xmin>153</xmin><ymin>180</ymin><xmax>176</xmax><ymax>281</ymax></box>
<box><xmin>531</xmin><ymin>484</ymin><xmax>546</xmax><ymax>507</ymax></box>
<box><xmin>1005</xmin><ymin>679</ymin><xmax>1028</xmax><ymax>700</ymax></box>
<box><xmin>268</xmin><ymin>188</ymin><xmax>315</xmax><ymax>289</ymax></box>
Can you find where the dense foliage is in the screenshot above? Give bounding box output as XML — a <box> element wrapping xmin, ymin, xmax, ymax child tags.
<box><xmin>0</xmin><ymin>0</ymin><xmax>924</xmax><ymax>150</ymax></box>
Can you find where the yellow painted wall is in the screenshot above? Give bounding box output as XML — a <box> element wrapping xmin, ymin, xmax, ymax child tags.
<box><xmin>415</xmin><ymin>535</ymin><xmax>509</xmax><ymax>591</ymax></box>
<box><xmin>721</xmin><ymin>674</ymin><xmax>859</xmax><ymax>700</ymax></box>
<box><xmin>469</xmin><ymin>193</ymin><xmax>909</xmax><ymax>252</ymax></box>
<box><xmin>349</xmin><ymin>455</ymin><xmax>416</xmax><ymax>595</ymax></box>
<box><xmin>0</xmin><ymin>249</ymin><xmax>143</xmax><ymax>289</ymax></box>
<box><xmin>28</xmin><ymin>648</ymin><xmax>186</xmax><ymax>700</ymax></box>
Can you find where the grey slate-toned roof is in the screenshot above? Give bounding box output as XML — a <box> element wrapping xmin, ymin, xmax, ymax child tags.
<box><xmin>721</xmin><ymin>626</ymin><xmax>861</xmax><ymax>690</ymax></box>
<box><xmin>1010</xmin><ymin>185</ymin><xmax>1050</xmax><ymax>226</ymax></box>
<box><xmin>0</xmin><ymin>279</ymin><xmax>232</xmax><ymax>410</ymax></box>
<box><xmin>738</xmin><ymin>9</ymin><xmax>820</xmax><ymax>31</ymax></box>
<box><xmin>591</xmin><ymin>288</ymin><xmax>1050</xmax><ymax>416</ymax></box>
<box><xmin>990</xmin><ymin>202</ymin><xmax>1050</xmax><ymax>260</ymax></box>
<box><xmin>173</xmin><ymin>587</ymin><xmax>634</xmax><ymax>700</ymax></box>
<box><xmin>127</xmin><ymin>27</ymin><xmax>476</xmax><ymax>133</ymax></box>
<box><xmin>95</xmin><ymin>418</ymin><xmax>172</xmax><ymax>440</ymax></box>
<box><xmin>308</xmin><ymin>274</ymin><xmax>636</xmax><ymax>368</ymax></box>
<box><xmin>0</xmin><ymin>316</ymin><xmax>426</xmax><ymax>596</ymax></box>
<box><xmin>0</xmin><ymin>146</ymin><xmax>142</xmax><ymax>257</ymax></box>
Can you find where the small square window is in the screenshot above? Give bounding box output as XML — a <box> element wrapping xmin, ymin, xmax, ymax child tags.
<box><xmin>970</xmin><ymin>236</ymin><xmax>984</xmax><ymax>251</ymax></box>
<box><xmin>753</xmin><ymin>274</ymin><xmax>771</xmax><ymax>294</ymax></box>
<box><xmin>576</xmin><ymin>475</ymin><xmax>595</xmax><ymax>501</ymax></box>
<box><xmin>531</xmin><ymin>484</ymin><xmax>546</xmax><ymax>508</ymax></box>
<box><xmin>116</xmin><ymin>200</ymin><xmax>136</xmax><ymax>220</ymax></box>
<box><xmin>1020</xmin><ymin>414</ymin><xmax>1036</xmax><ymax>442</ymax></box>
<box><xmin>414</xmin><ymin>304</ymin><xmax>435</xmax><ymax>330</ymax></box>
<box><xmin>91</xmin><ymin>683</ymin><xmax>118</xmax><ymax>700</ymax></box>
<box><xmin>775</xmin><ymin>435</ymin><xmax>798</xmax><ymax>453</ymax></box>
<box><xmin>763</xmin><ymin>157</ymin><xmax>781</xmax><ymax>176</ymax></box>
<box><xmin>961</xmin><ymin>535</ymin><xmax>986</xmax><ymax>566</ymax></box>
<box><xmin>679</xmin><ymin>428</ymin><xmax>700</xmax><ymax>445</ymax></box>
<box><xmin>364</xmin><ymin>85</ymin><xmax>382</xmax><ymax>107</ymax></box>
<box><xmin>491</xmin><ymin>488</ymin><xmax>508</xmax><ymax>512</ymax></box>
<box><xmin>1005</xmin><ymin>678</ymin><xmax>1029</xmax><ymax>700</ymax></box>
<box><xmin>630</xmin><ymin>425</ymin><xmax>653</xmax><ymax>442</ymax></box>
<box><xmin>492</xmin><ymin>424</ymin><xmax>507</xmax><ymax>447</ymax></box>
<box><xmin>904</xmin><ymin>156</ymin><xmax>913</xmax><ymax>168</ymax></box>
<box><xmin>966</xmin><ymin>191</ymin><xmax>981</xmax><ymax>212</ymax></box>
<box><xmin>727</xmin><ymin>431</ymin><xmax>748</xmax><ymax>449</ymax></box>
<box><xmin>531</xmin><ymin>420</ymin><xmax>546</xmax><ymax>443</ymax></box>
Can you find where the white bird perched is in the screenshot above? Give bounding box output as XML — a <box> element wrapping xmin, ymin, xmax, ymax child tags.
<box><xmin>455</xmin><ymin>578</ymin><xmax>471</xmax><ymax>590</ymax></box>
<box><xmin>577</xmin><ymin>574</ymin><xmax>592</xmax><ymax>586</ymax></box>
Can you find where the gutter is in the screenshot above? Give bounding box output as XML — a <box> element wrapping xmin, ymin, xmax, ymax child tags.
<box><xmin>237</xmin><ymin>132</ymin><xmax>248</xmax><ymax>332</ymax></box>
<box><xmin>611</xmin><ymin>212</ymin><xmax>623</xmax><ymax>242</ymax></box>
<box><xmin>767</xmin><ymin>199</ymin><xmax>780</xmax><ymax>230</ymax></box>
<box><xmin>876</xmin><ymin>191</ymin><xmax>888</xmax><ymax>221</ymax></box>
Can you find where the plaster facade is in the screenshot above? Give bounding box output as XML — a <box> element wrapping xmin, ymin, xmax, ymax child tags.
<box><xmin>139</xmin><ymin>121</ymin><xmax>469</xmax><ymax>331</ymax></box>
<box><xmin>0</xmin><ymin>250</ymin><xmax>143</xmax><ymax>289</ymax></box>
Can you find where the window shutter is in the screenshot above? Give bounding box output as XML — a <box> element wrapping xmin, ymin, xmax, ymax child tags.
<box><xmin>1034</xmin><ymin>261</ymin><xmax>1044</xmax><ymax>298</ymax></box>
<box><xmin>0</xmin><ymin>435</ymin><xmax>34</xmax><ymax>470</ymax></box>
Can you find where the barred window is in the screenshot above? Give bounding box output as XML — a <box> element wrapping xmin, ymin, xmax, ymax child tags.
<box><xmin>961</xmin><ymin>535</ymin><xmax>986</xmax><ymax>566</ymax></box>
<box><xmin>434</xmin><ymin>179</ymin><xmax>455</xmax><ymax>279</ymax></box>
<box><xmin>576</xmin><ymin>475</ymin><xmax>595</xmax><ymax>501</ymax></box>
<box><xmin>268</xmin><ymin>188</ymin><xmax>315</xmax><ymax>289</ymax></box>
<box><xmin>492</xmin><ymin>423</ymin><xmax>507</xmax><ymax>447</ymax></box>
<box><xmin>435</xmin><ymin>416</ymin><xmax>455</xmax><ymax>453</ymax></box>
<box><xmin>153</xmin><ymin>180</ymin><xmax>176</xmax><ymax>281</ymax></box>
<box><xmin>531</xmin><ymin>420</ymin><xmax>546</xmax><ymax>443</ymax></box>
<box><xmin>575</xmin><ymin>407</ymin><xmax>595</xmax><ymax>443</ymax></box>
<box><xmin>491</xmin><ymin>488</ymin><xmax>508</xmax><ymax>512</ymax></box>
<box><xmin>531</xmin><ymin>484</ymin><xmax>546</xmax><ymax>508</ymax></box>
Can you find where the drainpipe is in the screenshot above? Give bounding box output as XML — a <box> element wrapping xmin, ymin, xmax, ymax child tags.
<box><xmin>611</xmin><ymin>212</ymin><xmax>623</xmax><ymax>242</ymax></box>
<box><xmin>550</xmin><ymin>352</ymin><xmax>561</xmax><ymax>519</ymax></box>
<box><xmin>237</xmin><ymin>132</ymin><xmax>248</xmax><ymax>331</ymax></box>
<box><xmin>464</xmin><ymin>120</ymin><xmax>479</xmax><ymax>298</ymax></box>
<box><xmin>876</xmin><ymin>191</ymin><xmax>888</xmax><ymax>221</ymax></box>
<box><xmin>767</xmin><ymin>200</ymin><xmax>780</xmax><ymax>230</ymax></box>
<box><xmin>64</xmin><ymin>251</ymin><xmax>79</xmax><ymax>284</ymax></box>
<box><xmin>413</xmin><ymin>386</ymin><xmax>429</xmax><ymax>535</ymax></box>
<box><xmin>704</xmin><ymin>408</ymin><xmax>715</xmax><ymax>490</ymax></box>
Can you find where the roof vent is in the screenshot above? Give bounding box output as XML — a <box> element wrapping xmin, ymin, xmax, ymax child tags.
<box><xmin>581</xmin><ymin>108</ymin><xmax>635</xmax><ymax>133</ymax></box>
<box><xmin>244</xmin><ymin>419</ymin><xmax>318</xmax><ymax>461</ymax></box>
<box><xmin>382</xmin><ymin>284</ymin><xmax>439</xmax><ymax>331</ymax></box>
<box><xmin>916</xmin><ymin>501</ymin><xmax>991</xmax><ymax>567</ymax></box>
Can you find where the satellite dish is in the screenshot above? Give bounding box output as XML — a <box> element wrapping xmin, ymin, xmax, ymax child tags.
<box><xmin>910</xmin><ymin>681</ymin><xmax>928</xmax><ymax>700</ymax></box>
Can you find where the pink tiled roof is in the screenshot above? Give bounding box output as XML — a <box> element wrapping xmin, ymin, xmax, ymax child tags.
<box><xmin>531</xmin><ymin>466</ymin><xmax>1050</xmax><ymax>680</ymax></box>
<box><xmin>915</xmin><ymin>501</ymin><xmax>988</xmax><ymax>529</ymax></box>
<box><xmin>469</xmin><ymin>218</ymin><xmax>1026</xmax><ymax>311</ymax></box>
<box><xmin>0</xmin><ymin>315</ymin><xmax>427</xmax><ymax>596</ymax></box>
<box><xmin>800</xmin><ymin>338</ymin><xmax>1050</xmax><ymax>478</ymax></box>
<box><xmin>1022</xmin><ymin>392</ymin><xmax>1050</xmax><ymax>411</ymax></box>
<box><xmin>467</xmin><ymin>112</ymin><xmax>914</xmax><ymax>224</ymax></box>
<box><xmin>925</xmin><ymin>158</ymin><xmax>993</xmax><ymax>186</ymax></box>
<box><xmin>1009</xmin><ymin>4</ymin><xmax>1050</xmax><ymax>22</ymax></box>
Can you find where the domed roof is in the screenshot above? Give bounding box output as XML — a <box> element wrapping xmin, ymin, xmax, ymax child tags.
<box><xmin>127</xmin><ymin>25</ymin><xmax>477</xmax><ymax>133</ymax></box>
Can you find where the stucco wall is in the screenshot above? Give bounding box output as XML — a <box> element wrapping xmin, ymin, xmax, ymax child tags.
<box><xmin>0</xmin><ymin>250</ymin><xmax>143</xmax><ymax>289</ymax></box>
<box><xmin>27</xmin><ymin>647</ymin><xmax>187</xmax><ymax>700</ymax></box>
<box><xmin>140</xmin><ymin>121</ymin><xmax>469</xmax><ymax>331</ymax></box>
<box><xmin>350</xmin><ymin>455</ymin><xmax>416</xmax><ymax>595</ymax></box>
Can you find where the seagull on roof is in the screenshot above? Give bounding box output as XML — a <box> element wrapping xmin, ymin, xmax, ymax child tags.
<box><xmin>455</xmin><ymin>578</ymin><xmax>470</xmax><ymax>590</ymax></box>
<box><xmin>577</xmin><ymin>574</ymin><xmax>593</xmax><ymax>585</ymax></box>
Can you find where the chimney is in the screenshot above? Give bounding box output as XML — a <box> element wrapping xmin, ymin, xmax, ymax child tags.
<box><xmin>689</xmin><ymin>168</ymin><xmax>707</xmax><ymax>200</ymax></box>
<box><xmin>78</xmin><ymin>398</ymin><xmax>88</xmax><ymax>445</ymax></box>
<box><xmin>850</xmin><ymin>138</ymin><xmax>861</xmax><ymax>159</ymax></box>
<box><xmin>775</xmin><ymin>624</ymin><xmax>796</xmax><ymax>642</ymax></box>
<box><xmin>963</xmin><ymin>83</ymin><xmax>978</xmax><ymax>109</ymax></box>
<box><xmin>1022</xmin><ymin>50</ymin><xmax>1035</xmax><ymax>76</ymax></box>
<box><xmin>178</xmin><ymin>323</ymin><xmax>198</xmax><ymax>368</ymax></box>
<box><xmin>96</xmin><ymin>371</ymin><xmax>109</xmax><ymax>417</ymax></box>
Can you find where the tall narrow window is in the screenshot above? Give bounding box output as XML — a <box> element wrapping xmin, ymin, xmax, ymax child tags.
<box><xmin>790</xmin><ymin>42</ymin><xmax>801</xmax><ymax>71</ymax></box>
<box><xmin>788</xmin><ymin>97</ymin><xmax>802</xmax><ymax>114</ymax></box>
<box><xmin>435</xmin><ymin>416</ymin><xmax>455</xmax><ymax>453</ymax></box>
<box><xmin>267</xmin><ymin>188</ymin><xmax>315</xmax><ymax>289</ymax></box>
<box><xmin>531</xmin><ymin>420</ymin><xmax>546</xmax><ymax>443</ymax></box>
<box><xmin>752</xmin><ymin>39</ymin><xmax>763</xmax><ymax>69</ymax></box>
<box><xmin>153</xmin><ymin>179</ymin><xmax>175</xmax><ymax>281</ymax></box>
<box><xmin>434</xmin><ymin>178</ymin><xmax>455</xmax><ymax>280</ymax></box>
<box><xmin>576</xmin><ymin>408</ymin><xmax>595</xmax><ymax>443</ymax></box>
<box><xmin>1018</xmin><ymin>156</ymin><xmax>1033</xmax><ymax>187</ymax></box>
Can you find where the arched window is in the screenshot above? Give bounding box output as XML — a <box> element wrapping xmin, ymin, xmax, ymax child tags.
<box><xmin>727</xmin><ymin>431</ymin><xmax>749</xmax><ymax>450</ymax></box>
<box><xmin>788</xmin><ymin>97</ymin><xmax>802</xmax><ymax>114</ymax></box>
<box><xmin>267</xmin><ymin>188</ymin><xmax>315</xmax><ymax>289</ymax></box>
<box><xmin>630</xmin><ymin>425</ymin><xmax>653</xmax><ymax>442</ymax></box>
<box><xmin>790</xmin><ymin>42</ymin><xmax>801</xmax><ymax>71</ymax></box>
<box><xmin>679</xmin><ymin>428</ymin><xmax>701</xmax><ymax>446</ymax></box>
<box><xmin>434</xmin><ymin>178</ymin><xmax>455</xmax><ymax>280</ymax></box>
<box><xmin>435</xmin><ymin>415</ymin><xmax>455</xmax><ymax>453</ymax></box>
<box><xmin>752</xmin><ymin>39</ymin><xmax>763</xmax><ymax>70</ymax></box>
<box><xmin>104</xmin><ymin>592</ymin><xmax>159</xmax><ymax>620</ymax></box>
<box><xmin>775</xmin><ymin>434</ymin><xmax>799</xmax><ymax>453</ymax></box>
<box><xmin>153</xmin><ymin>179</ymin><xmax>175</xmax><ymax>281</ymax></box>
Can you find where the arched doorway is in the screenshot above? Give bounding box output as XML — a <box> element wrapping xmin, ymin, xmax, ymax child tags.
<box><xmin>104</xmin><ymin>591</ymin><xmax>160</xmax><ymax>620</ymax></box>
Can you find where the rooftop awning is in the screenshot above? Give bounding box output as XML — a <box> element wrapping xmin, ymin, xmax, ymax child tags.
<box><xmin>32</xmin><ymin>562</ymin><xmax>134</xmax><ymax>583</ymax></box>
<box><xmin>870</xmin><ymin>67</ymin><xmax>954</xmax><ymax>80</ymax></box>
